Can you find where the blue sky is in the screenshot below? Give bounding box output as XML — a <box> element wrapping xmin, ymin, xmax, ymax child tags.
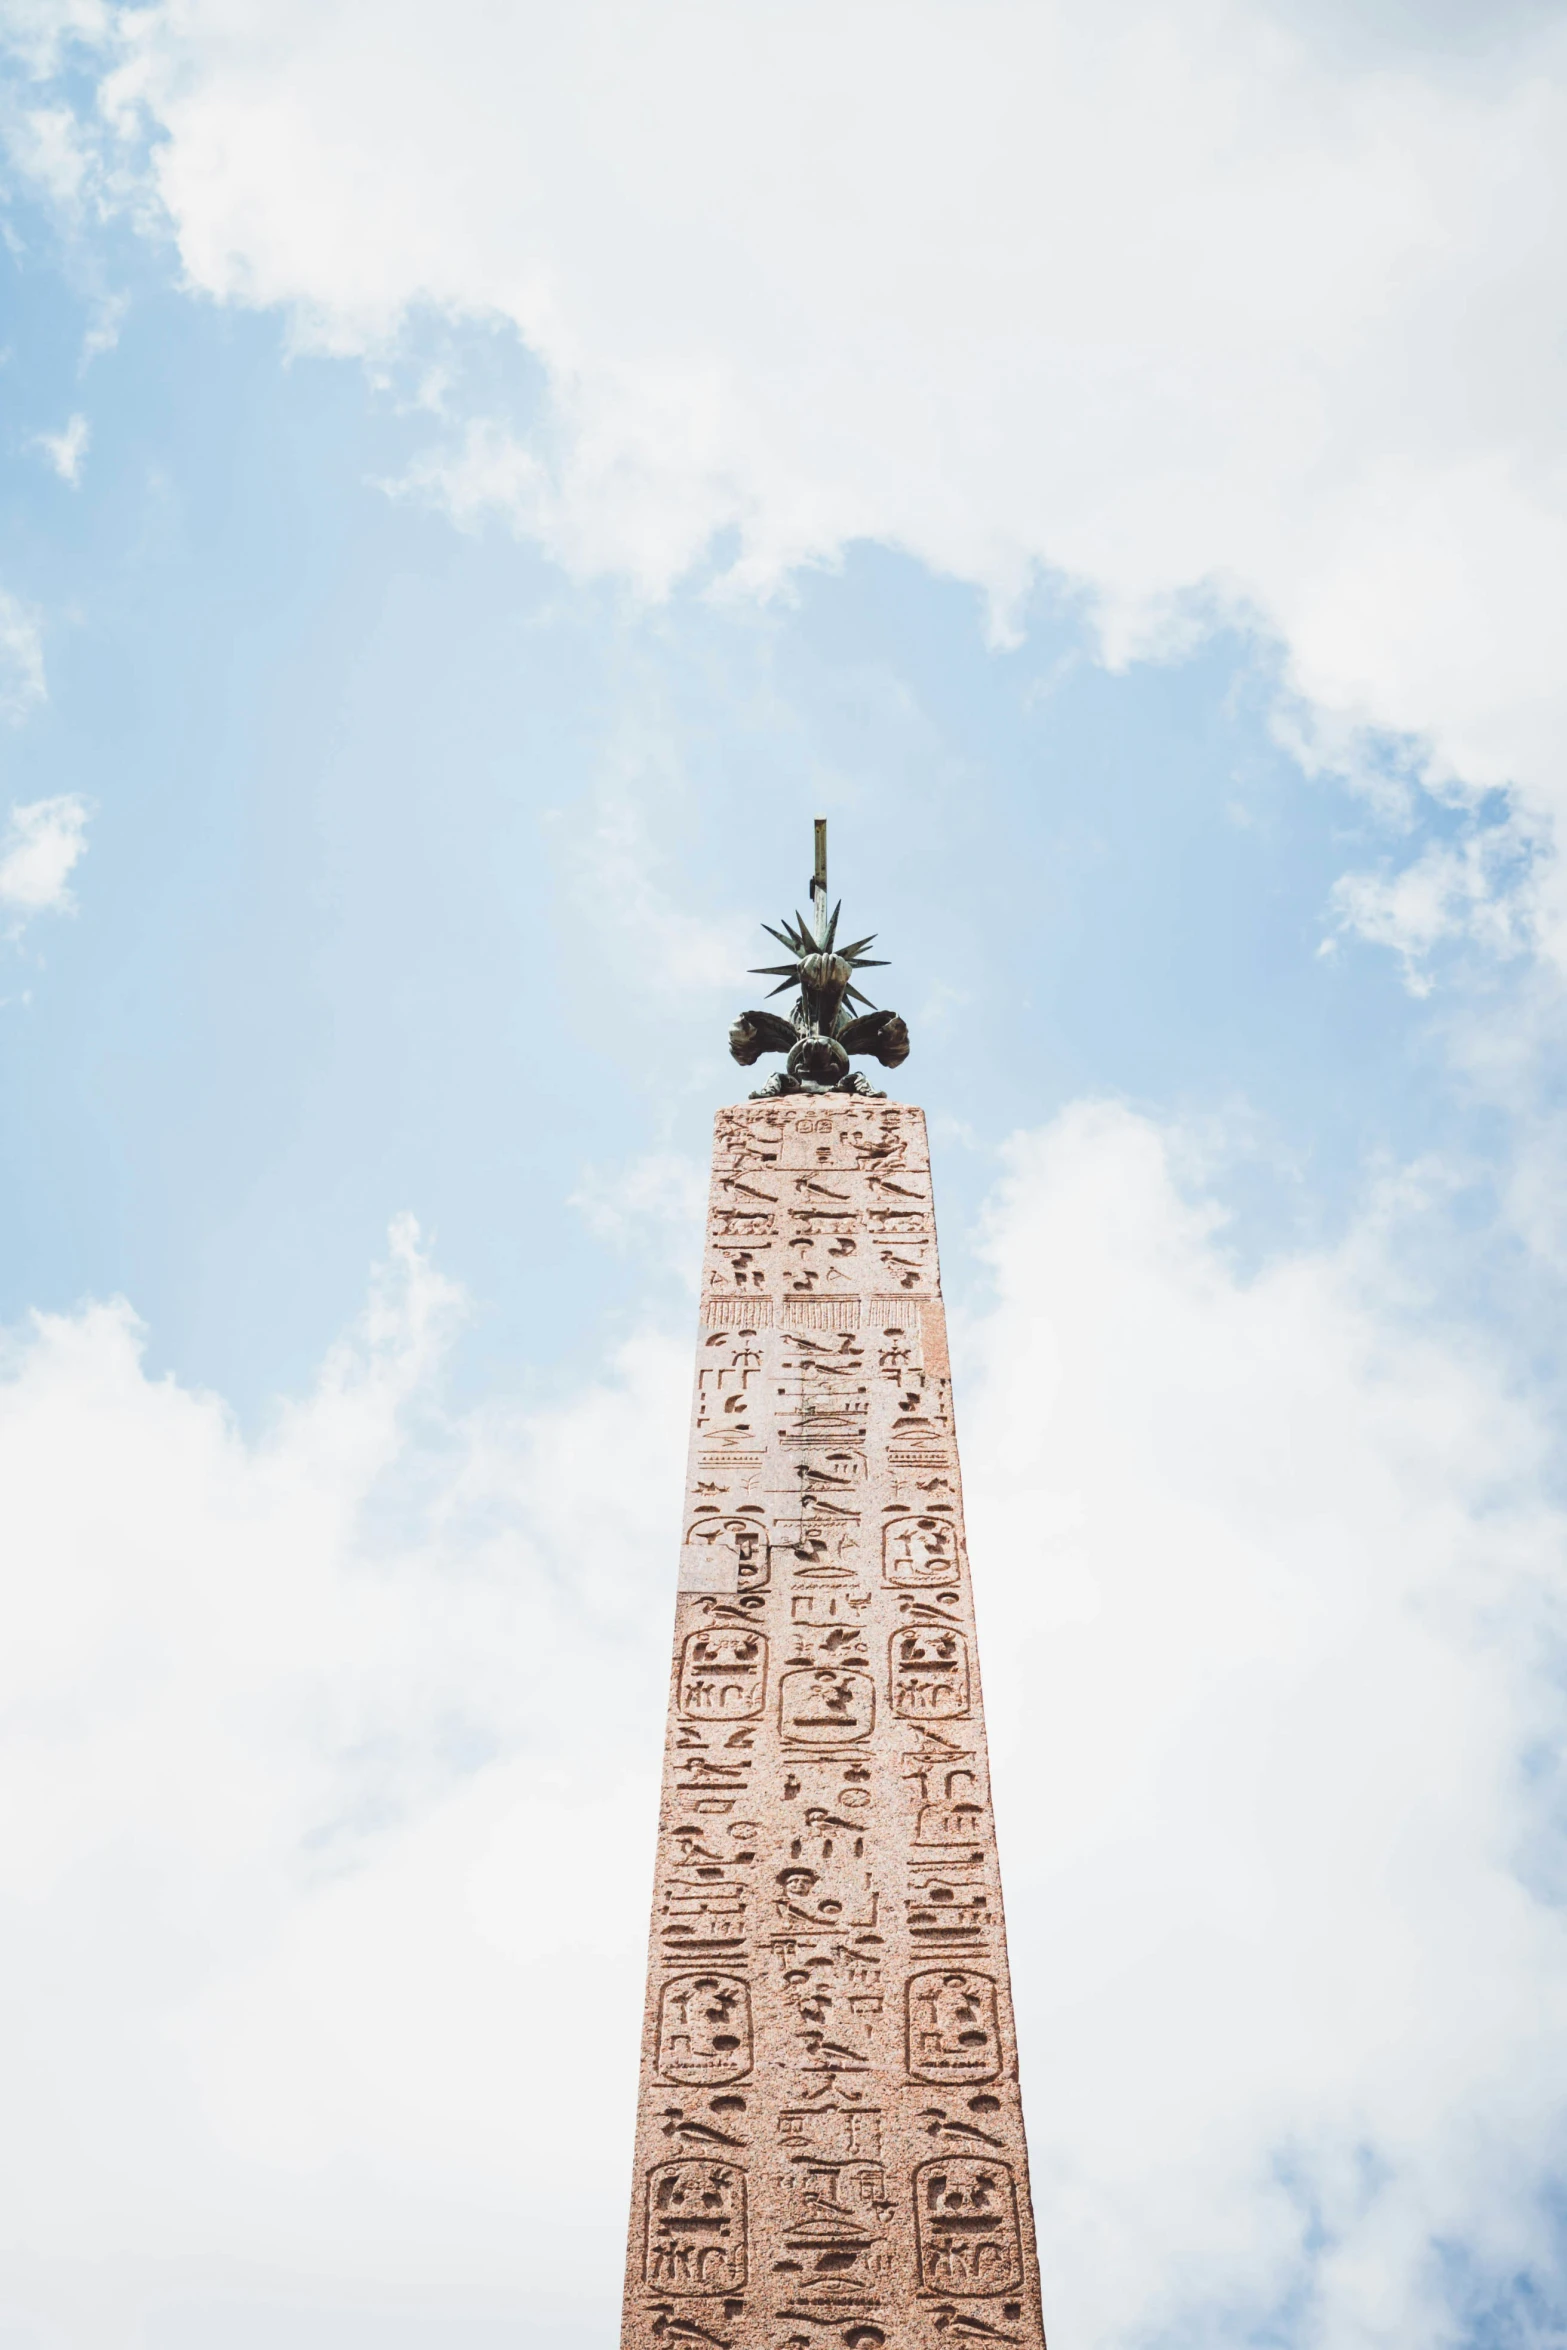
<box><xmin>0</xmin><ymin>204</ymin><xmax>1504</xmax><ymax>1408</ymax></box>
<box><xmin>2</xmin><ymin>5</ymin><xmax>1567</xmax><ymax>2347</ymax></box>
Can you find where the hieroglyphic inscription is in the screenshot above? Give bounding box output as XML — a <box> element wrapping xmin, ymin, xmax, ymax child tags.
<box><xmin>907</xmin><ymin>1970</ymin><xmax>1002</xmax><ymax>2085</ymax></box>
<box><xmin>680</xmin><ymin>1624</ymin><xmax>769</xmax><ymax>1718</ymax></box>
<box><xmin>780</xmin><ymin>1662</ymin><xmax>877</xmax><ymax>1746</ymax></box>
<box><xmin>883</xmin><ymin>1511</ymin><xmax>964</xmax><ymax>1588</ymax></box>
<box><xmin>774</xmin><ymin>2103</ymin><xmax>893</xmax><ymax>2320</ymax></box>
<box><xmin>890</xmin><ymin>1617</ymin><xmax>972</xmax><ymax>1720</ymax></box>
<box><xmin>645</xmin><ymin>2160</ymin><xmax>749</xmax><ymax>2293</ymax></box>
<box><xmin>913</xmin><ymin>2159</ymin><xmax>1024</xmax><ymax>2295</ymax></box>
<box><xmin>658</xmin><ymin>1975</ymin><xmax>754</xmax><ymax>2085</ymax></box>
<box><xmin>683</xmin><ymin>1505</ymin><xmax>770</xmax><ymax>1596</ymax></box>
<box><xmin>624</xmin><ymin>1100</ymin><xmax>1049</xmax><ymax>2349</ymax></box>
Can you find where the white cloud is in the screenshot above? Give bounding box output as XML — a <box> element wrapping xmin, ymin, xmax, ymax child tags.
<box><xmin>33</xmin><ymin>409</ymin><xmax>90</xmax><ymax>483</ymax></box>
<box><xmin>0</xmin><ymin>1127</ymin><xmax>1558</xmax><ymax>2342</ymax></box>
<box><xmin>962</xmin><ymin>1102</ymin><xmax>1567</xmax><ymax>2348</ymax></box>
<box><xmin>3</xmin><ymin>94</ymin><xmax>95</xmax><ymax>203</ymax></box>
<box><xmin>0</xmin><ymin>2</ymin><xmax>111</xmax><ymax>79</ymax></box>
<box><xmin>0</xmin><ymin>588</ymin><xmax>46</xmax><ymax>722</ymax></box>
<box><xmin>1330</xmin><ymin>812</ymin><xmax>1539</xmax><ymax>991</ymax></box>
<box><xmin>20</xmin><ymin>0</ymin><xmax>1567</xmax><ymax>882</ymax></box>
<box><xmin>0</xmin><ymin>1215</ymin><xmax>685</xmax><ymax>2341</ymax></box>
<box><xmin>0</xmin><ymin>792</ymin><xmax>89</xmax><ymax>913</ymax></box>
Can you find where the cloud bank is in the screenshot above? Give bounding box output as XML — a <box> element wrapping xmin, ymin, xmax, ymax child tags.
<box><xmin>0</xmin><ymin>1124</ymin><xmax>1559</xmax><ymax>2344</ymax></box>
<box><xmin>16</xmin><ymin>0</ymin><xmax>1567</xmax><ymax>864</ymax></box>
<box><xmin>968</xmin><ymin>1105</ymin><xmax>1567</xmax><ymax>2348</ymax></box>
<box><xmin>0</xmin><ymin>1217</ymin><xmax>685</xmax><ymax>2342</ymax></box>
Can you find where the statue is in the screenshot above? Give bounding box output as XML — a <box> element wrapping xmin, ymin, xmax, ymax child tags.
<box><xmin>729</xmin><ymin>820</ymin><xmax>911</xmax><ymax>1097</ymax></box>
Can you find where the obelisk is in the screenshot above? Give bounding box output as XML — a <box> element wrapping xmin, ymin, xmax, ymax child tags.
<box><xmin>622</xmin><ymin>825</ymin><xmax>1048</xmax><ymax>2350</ymax></box>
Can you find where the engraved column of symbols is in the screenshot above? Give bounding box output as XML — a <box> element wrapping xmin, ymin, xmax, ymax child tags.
<box><xmin>623</xmin><ymin>1099</ymin><xmax>1048</xmax><ymax>2350</ymax></box>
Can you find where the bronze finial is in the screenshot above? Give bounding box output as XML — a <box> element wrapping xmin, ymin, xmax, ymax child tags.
<box><xmin>728</xmin><ymin>818</ymin><xmax>911</xmax><ymax>1097</ymax></box>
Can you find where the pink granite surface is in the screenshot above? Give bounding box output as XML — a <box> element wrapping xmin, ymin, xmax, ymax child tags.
<box><xmin>622</xmin><ymin>1097</ymin><xmax>1048</xmax><ymax>2350</ymax></box>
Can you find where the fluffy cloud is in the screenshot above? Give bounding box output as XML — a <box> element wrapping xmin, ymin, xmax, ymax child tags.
<box><xmin>0</xmin><ymin>1127</ymin><xmax>1559</xmax><ymax>2344</ymax></box>
<box><xmin>965</xmin><ymin>1104</ymin><xmax>1567</xmax><ymax>2347</ymax></box>
<box><xmin>0</xmin><ymin>1216</ymin><xmax>686</xmax><ymax>2342</ymax></box>
<box><xmin>0</xmin><ymin>791</ymin><xmax>89</xmax><ymax>914</ymax></box>
<box><xmin>32</xmin><ymin>410</ymin><xmax>90</xmax><ymax>485</ymax></box>
<box><xmin>1328</xmin><ymin>814</ymin><xmax>1538</xmax><ymax>991</ymax></box>
<box><xmin>18</xmin><ymin>0</ymin><xmax>1567</xmax><ymax>858</ymax></box>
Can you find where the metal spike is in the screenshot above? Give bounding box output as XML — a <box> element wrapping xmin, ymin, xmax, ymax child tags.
<box><xmin>766</xmin><ymin>978</ymin><xmax>800</xmax><ymax>997</ymax></box>
<box><xmin>825</xmin><ymin>898</ymin><xmax>842</xmax><ymax>950</ymax></box>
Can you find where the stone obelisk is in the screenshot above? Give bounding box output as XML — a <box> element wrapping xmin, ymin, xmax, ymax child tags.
<box><xmin>622</xmin><ymin>826</ymin><xmax>1048</xmax><ymax>2350</ymax></box>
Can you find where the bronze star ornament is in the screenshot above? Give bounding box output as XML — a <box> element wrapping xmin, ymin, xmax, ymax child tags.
<box><xmin>729</xmin><ymin>818</ymin><xmax>911</xmax><ymax>1096</ymax></box>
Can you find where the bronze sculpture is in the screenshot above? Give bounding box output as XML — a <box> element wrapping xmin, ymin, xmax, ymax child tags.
<box><xmin>729</xmin><ymin>819</ymin><xmax>910</xmax><ymax>1096</ymax></box>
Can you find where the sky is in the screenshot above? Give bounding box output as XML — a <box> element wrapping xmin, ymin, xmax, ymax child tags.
<box><xmin>1</xmin><ymin>1</ymin><xmax>1567</xmax><ymax>2345</ymax></box>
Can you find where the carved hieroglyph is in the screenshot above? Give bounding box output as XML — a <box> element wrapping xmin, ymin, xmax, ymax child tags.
<box><xmin>623</xmin><ymin>1097</ymin><xmax>1048</xmax><ymax>2350</ymax></box>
